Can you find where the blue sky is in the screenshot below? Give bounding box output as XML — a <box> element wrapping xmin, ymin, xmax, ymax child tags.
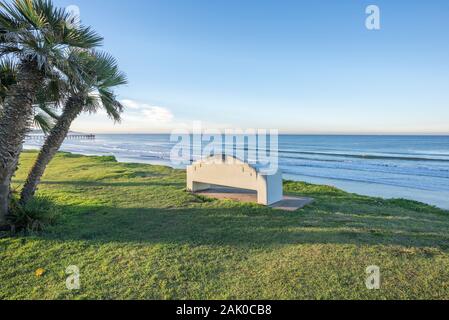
<box><xmin>52</xmin><ymin>0</ymin><xmax>449</xmax><ymax>134</ymax></box>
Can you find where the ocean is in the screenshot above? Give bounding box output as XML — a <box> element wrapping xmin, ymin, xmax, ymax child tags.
<box><xmin>24</xmin><ymin>134</ymin><xmax>449</xmax><ymax>209</ymax></box>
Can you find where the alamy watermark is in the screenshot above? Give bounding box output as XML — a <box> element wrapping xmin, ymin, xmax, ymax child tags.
<box><xmin>66</xmin><ymin>265</ymin><xmax>81</xmax><ymax>290</ymax></box>
<box><xmin>365</xmin><ymin>5</ymin><xmax>381</xmax><ymax>30</ymax></box>
<box><xmin>366</xmin><ymin>265</ymin><xmax>381</xmax><ymax>290</ymax></box>
<box><xmin>65</xmin><ymin>5</ymin><xmax>81</xmax><ymax>29</ymax></box>
<box><xmin>170</xmin><ymin>122</ymin><xmax>279</xmax><ymax>175</ymax></box>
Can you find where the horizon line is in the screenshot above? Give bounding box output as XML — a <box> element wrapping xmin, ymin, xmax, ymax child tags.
<box><xmin>76</xmin><ymin>132</ymin><xmax>449</xmax><ymax>136</ymax></box>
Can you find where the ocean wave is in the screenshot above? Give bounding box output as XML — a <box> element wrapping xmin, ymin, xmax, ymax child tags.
<box><xmin>278</xmin><ymin>150</ymin><xmax>449</xmax><ymax>162</ymax></box>
<box><xmin>279</xmin><ymin>159</ymin><xmax>449</xmax><ymax>179</ymax></box>
<box><xmin>281</xmin><ymin>167</ymin><xmax>448</xmax><ymax>192</ymax></box>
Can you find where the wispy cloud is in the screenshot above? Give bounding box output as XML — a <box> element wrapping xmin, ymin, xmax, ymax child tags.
<box><xmin>121</xmin><ymin>99</ymin><xmax>174</xmax><ymax>123</ymax></box>
<box><xmin>72</xmin><ymin>99</ymin><xmax>234</xmax><ymax>133</ymax></box>
<box><xmin>71</xmin><ymin>99</ymin><xmax>178</xmax><ymax>133</ymax></box>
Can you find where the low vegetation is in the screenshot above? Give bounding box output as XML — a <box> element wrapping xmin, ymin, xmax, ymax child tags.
<box><xmin>1</xmin><ymin>151</ymin><xmax>449</xmax><ymax>299</ymax></box>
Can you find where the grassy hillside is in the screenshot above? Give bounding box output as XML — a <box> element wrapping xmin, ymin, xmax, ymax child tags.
<box><xmin>1</xmin><ymin>151</ymin><xmax>449</xmax><ymax>299</ymax></box>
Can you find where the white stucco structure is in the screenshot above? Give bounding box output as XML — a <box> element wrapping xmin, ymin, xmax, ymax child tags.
<box><xmin>186</xmin><ymin>155</ymin><xmax>283</xmax><ymax>205</ymax></box>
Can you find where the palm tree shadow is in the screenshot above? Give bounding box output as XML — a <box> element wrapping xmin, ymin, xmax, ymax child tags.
<box><xmin>13</xmin><ymin>179</ymin><xmax>185</xmax><ymax>188</ymax></box>
<box><xmin>42</xmin><ymin>202</ymin><xmax>449</xmax><ymax>250</ymax></box>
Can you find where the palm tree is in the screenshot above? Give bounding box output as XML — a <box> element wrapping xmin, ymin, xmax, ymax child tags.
<box><xmin>20</xmin><ymin>51</ymin><xmax>127</xmax><ymax>204</ymax></box>
<box><xmin>0</xmin><ymin>0</ymin><xmax>103</xmax><ymax>225</ymax></box>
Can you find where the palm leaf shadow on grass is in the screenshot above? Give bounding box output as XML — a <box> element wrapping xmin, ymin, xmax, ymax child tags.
<box><xmin>14</xmin><ymin>179</ymin><xmax>185</xmax><ymax>188</ymax></box>
<box><xmin>39</xmin><ymin>199</ymin><xmax>449</xmax><ymax>250</ymax></box>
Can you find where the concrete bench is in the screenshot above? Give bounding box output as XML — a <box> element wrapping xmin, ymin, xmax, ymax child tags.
<box><xmin>186</xmin><ymin>155</ymin><xmax>283</xmax><ymax>205</ymax></box>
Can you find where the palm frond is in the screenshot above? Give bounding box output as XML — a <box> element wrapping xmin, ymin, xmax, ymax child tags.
<box><xmin>0</xmin><ymin>56</ymin><xmax>17</xmax><ymax>102</ymax></box>
<box><xmin>33</xmin><ymin>112</ymin><xmax>53</xmax><ymax>133</ymax></box>
<box><xmin>83</xmin><ymin>94</ymin><xmax>101</xmax><ymax>113</ymax></box>
<box><xmin>91</xmin><ymin>51</ymin><xmax>128</xmax><ymax>88</ymax></box>
<box><xmin>13</xmin><ymin>0</ymin><xmax>48</xmax><ymax>30</ymax></box>
<box><xmin>35</xmin><ymin>101</ymin><xmax>59</xmax><ymax>120</ymax></box>
<box><xmin>97</xmin><ymin>88</ymin><xmax>122</xmax><ymax>122</ymax></box>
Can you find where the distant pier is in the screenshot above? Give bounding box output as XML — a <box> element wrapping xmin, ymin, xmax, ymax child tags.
<box><xmin>26</xmin><ymin>134</ymin><xmax>95</xmax><ymax>141</ymax></box>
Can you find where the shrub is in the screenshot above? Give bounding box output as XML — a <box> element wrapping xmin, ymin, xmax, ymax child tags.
<box><xmin>8</xmin><ymin>196</ymin><xmax>59</xmax><ymax>233</ymax></box>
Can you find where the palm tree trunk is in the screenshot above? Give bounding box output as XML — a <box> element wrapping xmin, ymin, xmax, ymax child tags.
<box><xmin>20</xmin><ymin>96</ymin><xmax>84</xmax><ymax>205</ymax></box>
<box><xmin>0</xmin><ymin>61</ymin><xmax>43</xmax><ymax>227</ymax></box>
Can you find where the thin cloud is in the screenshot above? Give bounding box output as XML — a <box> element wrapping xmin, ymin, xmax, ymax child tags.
<box><xmin>121</xmin><ymin>100</ymin><xmax>174</xmax><ymax>124</ymax></box>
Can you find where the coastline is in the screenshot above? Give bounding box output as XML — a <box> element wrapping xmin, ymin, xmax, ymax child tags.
<box><xmin>21</xmin><ymin>148</ymin><xmax>449</xmax><ymax>211</ymax></box>
<box><xmin>23</xmin><ymin>143</ymin><xmax>449</xmax><ymax>210</ymax></box>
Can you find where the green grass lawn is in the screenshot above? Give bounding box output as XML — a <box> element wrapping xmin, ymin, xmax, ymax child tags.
<box><xmin>1</xmin><ymin>151</ymin><xmax>449</xmax><ymax>299</ymax></box>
